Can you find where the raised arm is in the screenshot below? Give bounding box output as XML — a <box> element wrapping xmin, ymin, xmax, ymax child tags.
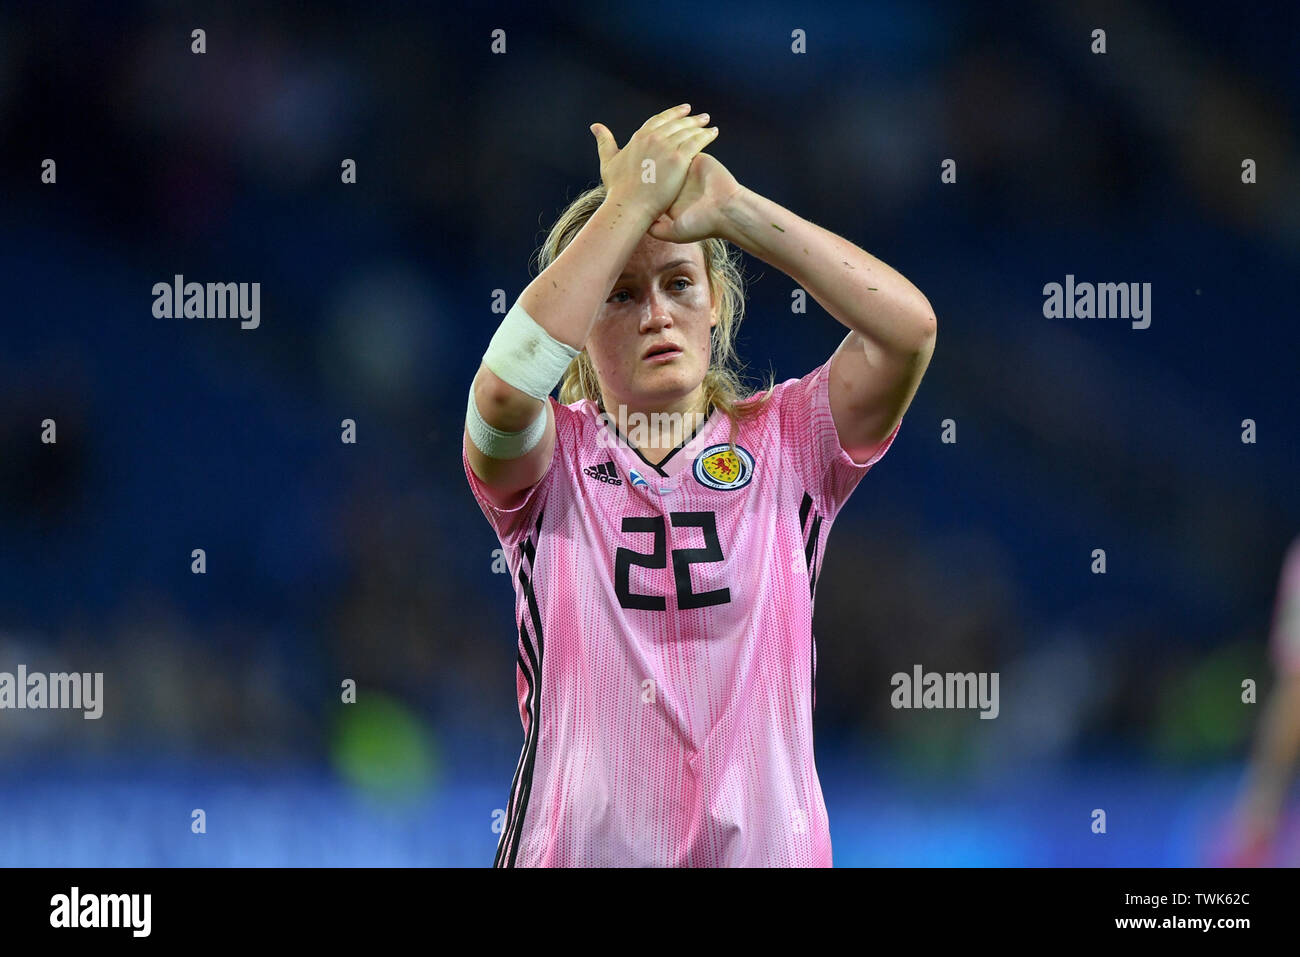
<box><xmin>465</xmin><ymin>104</ymin><xmax>718</xmax><ymax>505</ymax></box>
<box><xmin>645</xmin><ymin>149</ymin><xmax>936</xmax><ymax>464</ymax></box>
<box><xmin>718</xmin><ymin>188</ymin><xmax>936</xmax><ymax>462</ymax></box>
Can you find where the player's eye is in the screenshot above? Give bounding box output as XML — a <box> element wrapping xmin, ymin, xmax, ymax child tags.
<box><xmin>608</xmin><ymin>290</ymin><xmax>631</xmax><ymax>303</ymax></box>
<box><xmin>670</xmin><ymin>278</ymin><xmax>691</xmax><ymax>291</ymax></box>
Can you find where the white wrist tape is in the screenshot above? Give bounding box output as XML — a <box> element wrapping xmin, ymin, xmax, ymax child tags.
<box><xmin>482</xmin><ymin>299</ymin><xmax>580</xmax><ymax>400</ymax></box>
<box><xmin>466</xmin><ymin>384</ymin><xmax>548</xmax><ymax>459</ymax></box>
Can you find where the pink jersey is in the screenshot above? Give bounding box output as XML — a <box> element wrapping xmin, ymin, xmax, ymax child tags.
<box><xmin>1270</xmin><ymin>536</ymin><xmax>1300</xmax><ymax>674</ymax></box>
<box><xmin>462</xmin><ymin>357</ymin><xmax>900</xmax><ymax>866</ymax></box>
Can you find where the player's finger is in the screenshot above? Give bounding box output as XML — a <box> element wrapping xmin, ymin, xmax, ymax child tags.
<box><xmin>639</xmin><ymin>103</ymin><xmax>692</xmax><ymax>135</ymax></box>
<box><xmin>670</xmin><ymin>126</ymin><xmax>719</xmax><ymax>155</ymax></box>
<box><xmin>654</xmin><ymin>112</ymin><xmax>711</xmax><ymax>142</ymax></box>
<box><xmin>590</xmin><ymin>122</ymin><xmax>619</xmax><ymax>165</ymax></box>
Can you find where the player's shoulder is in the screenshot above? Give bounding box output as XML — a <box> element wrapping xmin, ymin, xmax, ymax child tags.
<box><xmin>554</xmin><ymin>393</ymin><xmax>597</xmax><ymax>423</ymax></box>
<box><xmin>548</xmin><ymin>393</ymin><xmax>602</xmax><ymax>448</ymax></box>
<box><xmin>722</xmin><ymin>381</ymin><xmax>791</xmax><ymax>462</ymax></box>
<box><xmin>749</xmin><ymin>359</ymin><xmax>832</xmax><ymax>408</ymax></box>
<box><xmin>734</xmin><ymin>361</ymin><xmax>828</xmax><ymax>427</ymax></box>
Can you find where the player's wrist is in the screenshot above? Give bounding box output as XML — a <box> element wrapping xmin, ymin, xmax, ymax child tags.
<box><xmin>601</xmin><ymin>187</ymin><xmax>663</xmax><ymax>230</ymax></box>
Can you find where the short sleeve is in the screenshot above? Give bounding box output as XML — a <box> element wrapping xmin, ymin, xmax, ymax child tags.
<box><xmin>1269</xmin><ymin>537</ymin><xmax>1300</xmax><ymax>674</ymax></box>
<box><xmin>461</xmin><ymin>396</ymin><xmax>562</xmax><ymax>550</ymax></box>
<box><xmin>776</xmin><ymin>357</ymin><xmax>901</xmax><ymax>521</ymax></box>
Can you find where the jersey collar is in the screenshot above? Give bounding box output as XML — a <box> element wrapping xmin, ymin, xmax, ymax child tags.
<box><xmin>596</xmin><ymin>396</ymin><xmax>718</xmax><ymax>478</ymax></box>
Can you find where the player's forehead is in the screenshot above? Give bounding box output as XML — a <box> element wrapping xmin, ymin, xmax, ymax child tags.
<box><xmin>617</xmin><ymin>236</ymin><xmax>705</xmax><ymax>280</ymax></box>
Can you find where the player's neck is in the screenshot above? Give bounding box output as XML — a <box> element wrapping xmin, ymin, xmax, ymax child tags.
<box><xmin>597</xmin><ymin>389</ymin><xmax>714</xmax><ymax>462</ymax></box>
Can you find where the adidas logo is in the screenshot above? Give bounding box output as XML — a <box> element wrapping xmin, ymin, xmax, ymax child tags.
<box><xmin>583</xmin><ymin>460</ymin><xmax>623</xmax><ymax>486</ymax></box>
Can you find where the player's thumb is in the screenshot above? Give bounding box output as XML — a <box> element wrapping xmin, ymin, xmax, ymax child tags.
<box><xmin>590</xmin><ymin>123</ymin><xmax>615</xmax><ymax>163</ymax></box>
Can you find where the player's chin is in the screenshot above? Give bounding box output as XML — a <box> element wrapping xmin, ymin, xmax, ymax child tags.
<box><xmin>637</xmin><ymin>361</ymin><xmax>698</xmax><ymax>387</ymax></box>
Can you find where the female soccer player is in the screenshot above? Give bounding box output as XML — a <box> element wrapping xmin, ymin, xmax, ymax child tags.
<box><xmin>463</xmin><ymin>103</ymin><xmax>936</xmax><ymax>866</ymax></box>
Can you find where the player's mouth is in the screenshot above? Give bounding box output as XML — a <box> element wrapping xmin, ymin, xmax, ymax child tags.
<box><xmin>642</xmin><ymin>342</ymin><xmax>683</xmax><ymax>364</ymax></box>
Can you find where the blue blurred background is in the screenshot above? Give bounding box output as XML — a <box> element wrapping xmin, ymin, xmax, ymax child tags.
<box><xmin>2</xmin><ymin>0</ymin><xmax>1298</xmax><ymax>865</ymax></box>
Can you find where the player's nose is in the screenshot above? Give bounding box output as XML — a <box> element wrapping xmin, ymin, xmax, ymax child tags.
<box><xmin>639</xmin><ymin>290</ymin><xmax>674</xmax><ymax>331</ymax></box>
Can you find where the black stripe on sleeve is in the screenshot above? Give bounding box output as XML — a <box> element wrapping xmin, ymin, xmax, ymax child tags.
<box><xmin>495</xmin><ymin>508</ymin><xmax>546</xmax><ymax>868</ymax></box>
<box><xmin>495</xmin><ymin>639</ymin><xmax>537</xmax><ymax>868</ymax></box>
<box><xmin>801</xmin><ymin>502</ymin><xmax>824</xmax><ymax>717</ymax></box>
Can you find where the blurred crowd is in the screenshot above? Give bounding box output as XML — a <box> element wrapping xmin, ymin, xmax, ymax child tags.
<box><xmin>1</xmin><ymin>1</ymin><xmax>1297</xmax><ymax>791</ymax></box>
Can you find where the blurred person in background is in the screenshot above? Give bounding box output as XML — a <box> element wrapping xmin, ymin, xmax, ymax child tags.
<box><xmin>1226</xmin><ymin>534</ymin><xmax>1300</xmax><ymax>866</ymax></box>
<box><xmin>462</xmin><ymin>103</ymin><xmax>936</xmax><ymax>866</ymax></box>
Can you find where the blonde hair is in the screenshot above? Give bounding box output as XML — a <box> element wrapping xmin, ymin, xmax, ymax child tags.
<box><xmin>534</xmin><ymin>183</ymin><xmax>776</xmax><ymax>451</ymax></box>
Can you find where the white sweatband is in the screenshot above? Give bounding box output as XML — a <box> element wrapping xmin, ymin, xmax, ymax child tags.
<box><xmin>466</xmin><ymin>384</ymin><xmax>548</xmax><ymax>459</ymax></box>
<box><xmin>482</xmin><ymin>299</ymin><xmax>580</xmax><ymax>400</ymax></box>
